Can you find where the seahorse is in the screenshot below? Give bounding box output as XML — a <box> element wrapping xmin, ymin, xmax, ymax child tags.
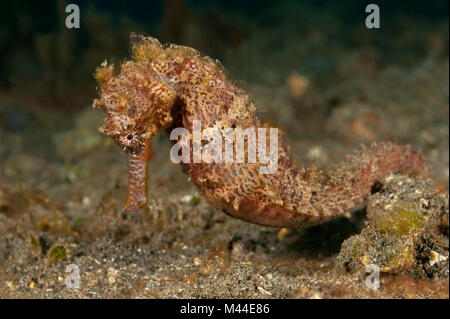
<box><xmin>93</xmin><ymin>34</ymin><xmax>427</xmax><ymax>228</ymax></box>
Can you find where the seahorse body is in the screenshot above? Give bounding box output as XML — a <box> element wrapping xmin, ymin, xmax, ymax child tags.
<box><xmin>93</xmin><ymin>35</ymin><xmax>426</xmax><ymax>228</ymax></box>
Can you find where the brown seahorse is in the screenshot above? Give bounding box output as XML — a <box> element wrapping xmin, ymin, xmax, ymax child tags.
<box><xmin>93</xmin><ymin>35</ymin><xmax>427</xmax><ymax>228</ymax></box>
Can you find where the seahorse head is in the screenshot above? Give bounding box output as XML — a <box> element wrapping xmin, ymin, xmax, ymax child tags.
<box><xmin>93</xmin><ymin>58</ymin><xmax>175</xmax><ymax>154</ymax></box>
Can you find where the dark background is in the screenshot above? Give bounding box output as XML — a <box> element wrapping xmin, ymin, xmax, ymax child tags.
<box><xmin>0</xmin><ymin>0</ymin><xmax>448</xmax><ymax>108</ymax></box>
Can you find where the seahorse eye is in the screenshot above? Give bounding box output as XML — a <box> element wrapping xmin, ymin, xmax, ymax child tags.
<box><xmin>127</xmin><ymin>134</ymin><xmax>134</xmax><ymax>140</ymax></box>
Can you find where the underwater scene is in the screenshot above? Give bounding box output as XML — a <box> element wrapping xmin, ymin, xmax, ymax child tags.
<box><xmin>0</xmin><ymin>0</ymin><xmax>448</xmax><ymax>299</ymax></box>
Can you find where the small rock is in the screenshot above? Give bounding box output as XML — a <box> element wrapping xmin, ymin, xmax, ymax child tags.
<box><xmin>231</xmin><ymin>239</ymin><xmax>253</xmax><ymax>259</ymax></box>
<box><xmin>286</xmin><ymin>73</ymin><xmax>310</xmax><ymax>99</ymax></box>
<box><xmin>277</xmin><ymin>228</ymin><xmax>290</xmax><ymax>240</ymax></box>
<box><xmin>107</xmin><ymin>268</ymin><xmax>120</xmax><ymax>285</ymax></box>
<box><xmin>430</xmin><ymin>251</ymin><xmax>448</xmax><ymax>266</ymax></box>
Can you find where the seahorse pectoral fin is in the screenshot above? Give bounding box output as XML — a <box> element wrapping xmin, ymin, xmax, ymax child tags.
<box><xmin>123</xmin><ymin>144</ymin><xmax>152</xmax><ymax>212</ymax></box>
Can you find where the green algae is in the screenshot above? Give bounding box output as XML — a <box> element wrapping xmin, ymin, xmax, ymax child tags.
<box><xmin>374</xmin><ymin>202</ymin><xmax>425</xmax><ymax>235</ymax></box>
<box><xmin>49</xmin><ymin>245</ymin><xmax>67</xmax><ymax>261</ymax></box>
<box><xmin>189</xmin><ymin>194</ymin><xmax>201</xmax><ymax>205</ymax></box>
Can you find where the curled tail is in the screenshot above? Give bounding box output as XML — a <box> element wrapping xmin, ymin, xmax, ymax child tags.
<box><xmin>218</xmin><ymin>142</ymin><xmax>428</xmax><ymax>228</ymax></box>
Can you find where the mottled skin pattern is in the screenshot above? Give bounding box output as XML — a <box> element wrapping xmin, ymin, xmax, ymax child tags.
<box><xmin>93</xmin><ymin>35</ymin><xmax>427</xmax><ymax>228</ymax></box>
